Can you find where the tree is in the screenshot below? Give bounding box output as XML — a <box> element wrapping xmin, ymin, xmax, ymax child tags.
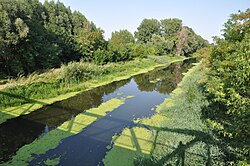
<box><xmin>0</xmin><ymin>0</ymin><xmax>30</xmax><ymax>75</ymax></box>
<box><xmin>176</xmin><ymin>26</ymin><xmax>209</xmax><ymax>56</ymax></box>
<box><xmin>161</xmin><ymin>18</ymin><xmax>182</xmax><ymax>39</ymax></box>
<box><xmin>0</xmin><ymin>0</ymin><xmax>107</xmax><ymax>77</ymax></box>
<box><xmin>205</xmin><ymin>9</ymin><xmax>250</xmax><ymax>160</ymax></box>
<box><xmin>147</xmin><ymin>34</ymin><xmax>174</xmax><ymax>55</ymax></box>
<box><xmin>135</xmin><ymin>18</ymin><xmax>161</xmax><ymax>43</ymax></box>
<box><xmin>223</xmin><ymin>9</ymin><xmax>250</xmax><ymax>42</ymax></box>
<box><xmin>76</xmin><ymin>22</ymin><xmax>106</xmax><ymax>61</ymax></box>
<box><xmin>109</xmin><ymin>29</ymin><xmax>134</xmax><ymax>50</ymax></box>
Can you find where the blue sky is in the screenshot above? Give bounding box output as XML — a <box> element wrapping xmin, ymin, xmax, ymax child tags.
<box><xmin>40</xmin><ymin>0</ymin><xmax>249</xmax><ymax>43</ymax></box>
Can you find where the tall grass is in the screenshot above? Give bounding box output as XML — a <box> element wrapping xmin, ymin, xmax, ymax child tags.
<box><xmin>0</xmin><ymin>82</ymin><xmax>61</xmax><ymax>108</ymax></box>
<box><xmin>60</xmin><ymin>60</ymin><xmax>109</xmax><ymax>84</ymax></box>
<box><xmin>0</xmin><ymin>56</ymin><xmax>182</xmax><ymax>109</ymax></box>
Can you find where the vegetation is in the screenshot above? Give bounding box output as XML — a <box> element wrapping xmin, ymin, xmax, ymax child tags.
<box><xmin>104</xmin><ymin>63</ymin><xmax>225</xmax><ymax>165</ymax></box>
<box><xmin>201</xmin><ymin>9</ymin><xmax>250</xmax><ymax>162</ymax></box>
<box><xmin>0</xmin><ymin>0</ymin><xmax>207</xmax><ymax>78</ymax></box>
<box><xmin>135</xmin><ymin>18</ymin><xmax>209</xmax><ymax>56</ymax></box>
<box><xmin>2</xmin><ymin>98</ymin><xmax>126</xmax><ymax>166</ymax></box>
<box><xmin>1</xmin><ymin>0</ymin><xmax>248</xmax><ymax>165</ymax></box>
<box><xmin>0</xmin><ymin>0</ymin><xmax>105</xmax><ymax>77</ymax></box>
<box><xmin>0</xmin><ymin>56</ymin><xmax>185</xmax><ymax>124</ymax></box>
<box><xmin>104</xmin><ymin>9</ymin><xmax>250</xmax><ymax>165</ymax></box>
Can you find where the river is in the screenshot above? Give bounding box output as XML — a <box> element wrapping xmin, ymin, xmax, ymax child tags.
<box><xmin>0</xmin><ymin>58</ymin><xmax>195</xmax><ymax>165</ymax></box>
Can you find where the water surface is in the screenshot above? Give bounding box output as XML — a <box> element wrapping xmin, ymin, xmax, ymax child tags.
<box><xmin>0</xmin><ymin>59</ymin><xmax>195</xmax><ymax>164</ymax></box>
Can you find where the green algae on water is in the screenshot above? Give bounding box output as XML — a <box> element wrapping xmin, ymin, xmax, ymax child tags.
<box><xmin>3</xmin><ymin>98</ymin><xmax>125</xmax><ymax>166</ymax></box>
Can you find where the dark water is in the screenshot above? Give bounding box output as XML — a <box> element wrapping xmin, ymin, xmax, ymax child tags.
<box><xmin>0</xmin><ymin>59</ymin><xmax>195</xmax><ymax>164</ymax></box>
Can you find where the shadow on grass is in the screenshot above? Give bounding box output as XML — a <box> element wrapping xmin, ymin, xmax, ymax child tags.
<box><xmin>133</xmin><ymin>124</ymin><xmax>237</xmax><ymax>166</ymax></box>
<box><xmin>0</xmin><ymin>91</ymin><xmax>47</xmax><ymax>106</ymax></box>
<box><xmin>0</xmin><ymin>91</ymin><xmax>48</xmax><ymax>119</ymax></box>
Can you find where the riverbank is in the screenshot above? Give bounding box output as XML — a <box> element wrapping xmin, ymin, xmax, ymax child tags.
<box><xmin>103</xmin><ymin>62</ymin><xmax>226</xmax><ymax>165</ymax></box>
<box><xmin>0</xmin><ymin>56</ymin><xmax>185</xmax><ymax>124</ymax></box>
<box><xmin>2</xmin><ymin>56</ymin><xmax>193</xmax><ymax>165</ymax></box>
<box><xmin>1</xmin><ymin>97</ymin><xmax>128</xmax><ymax>165</ymax></box>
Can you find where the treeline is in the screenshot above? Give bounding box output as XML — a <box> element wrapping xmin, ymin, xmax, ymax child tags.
<box><xmin>200</xmin><ymin>9</ymin><xmax>250</xmax><ymax>161</ymax></box>
<box><xmin>0</xmin><ymin>0</ymin><xmax>208</xmax><ymax>78</ymax></box>
<box><xmin>0</xmin><ymin>0</ymin><xmax>105</xmax><ymax>77</ymax></box>
<box><xmin>134</xmin><ymin>18</ymin><xmax>209</xmax><ymax>56</ymax></box>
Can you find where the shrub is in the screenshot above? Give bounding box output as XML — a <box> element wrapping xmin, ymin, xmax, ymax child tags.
<box><xmin>93</xmin><ymin>47</ymin><xmax>133</xmax><ymax>65</ymax></box>
<box><xmin>131</xmin><ymin>44</ymin><xmax>147</xmax><ymax>58</ymax></box>
<box><xmin>61</xmin><ymin>60</ymin><xmax>108</xmax><ymax>83</ymax></box>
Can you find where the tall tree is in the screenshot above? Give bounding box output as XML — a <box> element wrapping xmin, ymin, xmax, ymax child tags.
<box><xmin>161</xmin><ymin>18</ymin><xmax>182</xmax><ymax>38</ymax></box>
<box><xmin>134</xmin><ymin>18</ymin><xmax>161</xmax><ymax>43</ymax></box>
<box><xmin>109</xmin><ymin>29</ymin><xmax>134</xmax><ymax>50</ymax></box>
<box><xmin>176</xmin><ymin>26</ymin><xmax>209</xmax><ymax>56</ymax></box>
<box><xmin>0</xmin><ymin>0</ymin><xmax>30</xmax><ymax>75</ymax></box>
<box><xmin>147</xmin><ymin>34</ymin><xmax>174</xmax><ymax>55</ymax></box>
<box><xmin>0</xmin><ymin>0</ymin><xmax>106</xmax><ymax>77</ymax></box>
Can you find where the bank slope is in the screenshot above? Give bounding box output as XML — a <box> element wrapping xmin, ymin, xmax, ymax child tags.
<box><xmin>103</xmin><ymin>62</ymin><xmax>226</xmax><ymax>166</ymax></box>
<box><xmin>0</xmin><ymin>56</ymin><xmax>185</xmax><ymax>124</ymax></box>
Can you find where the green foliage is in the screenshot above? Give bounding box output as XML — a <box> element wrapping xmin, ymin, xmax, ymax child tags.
<box><xmin>0</xmin><ymin>0</ymin><xmax>105</xmax><ymax>77</ymax></box>
<box><xmin>161</xmin><ymin>18</ymin><xmax>182</xmax><ymax>39</ymax></box>
<box><xmin>135</xmin><ymin>18</ymin><xmax>161</xmax><ymax>43</ymax></box>
<box><xmin>0</xmin><ymin>56</ymin><xmax>178</xmax><ymax>109</ymax></box>
<box><xmin>223</xmin><ymin>9</ymin><xmax>250</xmax><ymax>42</ymax></box>
<box><xmin>134</xmin><ymin>18</ymin><xmax>208</xmax><ymax>56</ymax></box>
<box><xmin>61</xmin><ymin>60</ymin><xmax>108</xmax><ymax>83</ymax></box>
<box><xmin>93</xmin><ymin>47</ymin><xmax>133</xmax><ymax>65</ymax></box>
<box><xmin>0</xmin><ymin>0</ymin><xmax>208</xmax><ymax>78</ymax></box>
<box><xmin>145</xmin><ymin>47</ymin><xmax>157</xmax><ymax>55</ymax></box>
<box><xmin>93</xmin><ymin>49</ymin><xmax>111</xmax><ymax>65</ymax></box>
<box><xmin>131</xmin><ymin>44</ymin><xmax>147</xmax><ymax>58</ymax></box>
<box><xmin>76</xmin><ymin>27</ymin><xmax>107</xmax><ymax>61</ymax></box>
<box><xmin>0</xmin><ymin>82</ymin><xmax>61</xmax><ymax>108</ymax></box>
<box><xmin>109</xmin><ymin>29</ymin><xmax>134</xmax><ymax>50</ymax></box>
<box><xmin>204</xmin><ymin>9</ymin><xmax>250</xmax><ymax>161</ymax></box>
<box><xmin>147</xmin><ymin>34</ymin><xmax>174</xmax><ymax>55</ymax></box>
<box><xmin>176</xmin><ymin>26</ymin><xmax>209</xmax><ymax>56</ymax></box>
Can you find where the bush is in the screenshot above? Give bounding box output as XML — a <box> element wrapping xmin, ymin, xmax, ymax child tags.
<box><xmin>145</xmin><ymin>46</ymin><xmax>156</xmax><ymax>55</ymax></box>
<box><xmin>131</xmin><ymin>44</ymin><xmax>147</xmax><ymax>58</ymax></box>
<box><xmin>93</xmin><ymin>47</ymin><xmax>133</xmax><ymax>65</ymax></box>
<box><xmin>204</xmin><ymin>9</ymin><xmax>250</xmax><ymax>161</ymax></box>
<box><xmin>61</xmin><ymin>60</ymin><xmax>109</xmax><ymax>83</ymax></box>
<box><xmin>93</xmin><ymin>49</ymin><xmax>112</xmax><ymax>65</ymax></box>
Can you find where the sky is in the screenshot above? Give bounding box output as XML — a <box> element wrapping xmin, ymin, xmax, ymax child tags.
<box><xmin>40</xmin><ymin>0</ymin><xmax>249</xmax><ymax>43</ymax></box>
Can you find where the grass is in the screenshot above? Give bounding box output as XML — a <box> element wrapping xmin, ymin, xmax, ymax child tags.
<box><xmin>2</xmin><ymin>97</ymin><xmax>126</xmax><ymax>166</ymax></box>
<box><xmin>0</xmin><ymin>56</ymin><xmax>185</xmax><ymax>124</ymax></box>
<box><xmin>103</xmin><ymin>63</ymin><xmax>228</xmax><ymax>166</ymax></box>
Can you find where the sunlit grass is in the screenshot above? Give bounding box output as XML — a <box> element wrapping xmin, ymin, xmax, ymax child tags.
<box><xmin>0</xmin><ymin>56</ymin><xmax>184</xmax><ymax>124</ymax></box>
<box><xmin>104</xmin><ymin>63</ymin><xmax>225</xmax><ymax>165</ymax></box>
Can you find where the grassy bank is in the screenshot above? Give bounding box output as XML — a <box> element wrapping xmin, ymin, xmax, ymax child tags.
<box><xmin>0</xmin><ymin>56</ymin><xmax>184</xmax><ymax>124</ymax></box>
<box><xmin>2</xmin><ymin>97</ymin><xmax>127</xmax><ymax>166</ymax></box>
<box><xmin>103</xmin><ymin>63</ymin><xmax>227</xmax><ymax>165</ymax></box>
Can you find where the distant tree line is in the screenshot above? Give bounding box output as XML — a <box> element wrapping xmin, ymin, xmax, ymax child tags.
<box><xmin>0</xmin><ymin>0</ymin><xmax>208</xmax><ymax>77</ymax></box>
<box><xmin>134</xmin><ymin>18</ymin><xmax>209</xmax><ymax>56</ymax></box>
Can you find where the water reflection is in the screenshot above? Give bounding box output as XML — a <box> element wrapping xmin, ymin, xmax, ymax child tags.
<box><xmin>30</xmin><ymin>59</ymin><xmax>195</xmax><ymax>166</ymax></box>
<box><xmin>134</xmin><ymin>60</ymin><xmax>194</xmax><ymax>94</ymax></box>
<box><xmin>0</xmin><ymin>58</ymin><xmax>195</xmax><ymax>164</ymax></box>
<box><xmin>0</xmin><ymin>79</ymin><xmax>130</xmax><ymax>163</ymax></box>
